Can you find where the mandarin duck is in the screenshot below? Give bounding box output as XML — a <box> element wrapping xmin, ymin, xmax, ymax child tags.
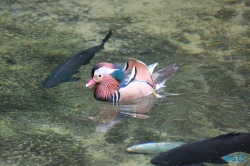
<box><xmin>86</xmin><ymin>58</ymin><xmax>179</xmax><ymax>104</ymax></box>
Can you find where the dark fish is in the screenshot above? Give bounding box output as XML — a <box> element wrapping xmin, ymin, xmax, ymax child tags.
<box><xmin>42</xmin><ymin>30</ymin><xmax>112</xmax><ymax>88</ymax></box>
<box><xmin>150</xmin><ymin>132</ymin><xmax>250</xmax><ymax>166</ymax></box>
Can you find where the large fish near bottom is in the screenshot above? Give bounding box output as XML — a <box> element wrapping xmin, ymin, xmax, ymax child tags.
<box><xmin>42</xmin><ymin>30</ymin><xmax>112</xmax><ymax>88</ymax></box>
<box><xmin>150</xmin><ymin>132</ymin><xmax>250</xmax><ymax>166</ymax></box>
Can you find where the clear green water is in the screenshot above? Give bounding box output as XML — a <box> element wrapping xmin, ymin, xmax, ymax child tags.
<box><xmin>0</xmin><ymin>0</ymin><xmax>250</xmax><ymax>165</ymax></box>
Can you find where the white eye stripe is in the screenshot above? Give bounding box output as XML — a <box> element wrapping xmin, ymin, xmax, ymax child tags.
<box><xmin>95</xmin><ymin>66</ymin><xmax>118</xmax><ymax>76</ymax></box>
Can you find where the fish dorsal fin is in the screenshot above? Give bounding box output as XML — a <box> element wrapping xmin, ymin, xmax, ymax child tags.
<box><xmin>124</xmin><ymin>58</ymin><xmax>154</xmax><ymax>87</ymax></box>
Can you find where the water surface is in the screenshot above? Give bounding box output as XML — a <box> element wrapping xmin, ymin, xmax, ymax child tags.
<box><xmin>1</xmin><ymin>0</ymin><xmax>250</xmax><ymax>165</ymax></box>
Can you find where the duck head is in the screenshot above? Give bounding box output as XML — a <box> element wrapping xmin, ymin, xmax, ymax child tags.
<box><xmin>86</xmin><ymin>62</ymin><xmax>125</xmax><ymax>102</ymax></box>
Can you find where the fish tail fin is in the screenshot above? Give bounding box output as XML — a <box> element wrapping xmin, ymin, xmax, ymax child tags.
<box><xmin>101</xmin><ymin>30</ymin><xmax>112</xmax><ymax>48</ymax></box>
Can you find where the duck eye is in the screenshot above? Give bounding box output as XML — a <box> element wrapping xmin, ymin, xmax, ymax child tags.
<box><xmin>100</xmin><ymin>121</ymin><xmax>105</xmax><ymax>125</ymax></box>
<box><xmin>98</xmin><ymin>75</ymin><xmax>102</xmax><ymax>78</ymax></box>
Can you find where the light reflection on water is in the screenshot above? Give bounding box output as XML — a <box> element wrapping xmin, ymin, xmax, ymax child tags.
<box><xmin>0</xmin><ymin>0</ymin><xmax>250</xmax><ymax>165</ymax></box>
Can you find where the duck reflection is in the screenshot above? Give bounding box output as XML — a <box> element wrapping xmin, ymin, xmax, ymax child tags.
<box><xmin>88</xmin><ymin>96</ymin><xmax>155</xmax><ymax>132</ymax></box>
